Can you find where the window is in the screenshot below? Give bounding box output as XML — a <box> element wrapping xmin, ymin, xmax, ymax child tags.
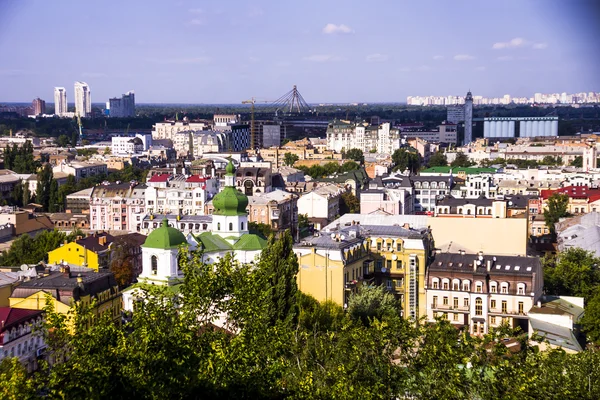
<box><xmin>453</xmin><ymin>297</ymin><xmax>458</xmax><ymax>309</ymax></box>
<box><xmin>490</xmin><ymin>316</ymin><xmax>496</xmax><ymax>325</ymax></box>
<box><xmin>475</xmin><ymin>298</ymin><xmax>482</xmax><ymax>316</ymax></box>
<box><xmin>491</xmin><ymin>300</ymin><xmax>496</xmax><ymax>309</ymax></box>
<box><xmin>452</xmin><ymin>280</ymin><xmax>459</xmax><ymax>291</ymax></box>
<box><xmin>377</xmin><ymin>242</ymin><xmax>382</xmax><ymax>251</ymax></box>
<box><xmin>462</xmin><ymin>282</ymin><xmax>470</xmax><ymax>291</ymax></box>
<box><xmin>501</xmin><ymin>301</ymin><xmax>507</xmax><ymax>313</ymax></box>
<box><xmin>432</xmin><ymin>280</ymin><xmax>439</xmax><ymax>289</ymax></box>
<box><xmin>386</xmin><ymin>280</ymin><xmax>393</xmax><ymax>290</ymax></box>
<box><xmin>432</xmin><ymin>296</ymin><xmax>438</xmax><ymax>307</ymax></box>
<box><xmin>217</xmin><ymin>222</ymin><xmax>221</xmax><ymax>230</ymax></box>
<box><xmin>386</xmin><ymin>260</ymin><xmax>392</xmax><ymax>270</ymax></box>
<box><xmin>517</xmin><ymin>284</ymin><xmax>525</xmax><ymax>295</ymax></box>
<box><xmin>501</xmin><ymin>284</ymin><xmax>508</xmax><ymax>294</ymax></box>
<box><xmin>151</xmin><ymin>255</ymin><xmax>158</xmax><ymax>275</ymax></box>
<box><xmin>480</xmin><ymin>324</ymin><xmax>485</xmax><ymax>334</ymax></box>
<box><xmin>443</xmin><ymin>296</ymin><xmax>449</xmax><ymax>305</ymax></box>
<box><xmin>443</xmin><ymin>281</ymin><xmax>449</xmax><ymax>290</ymax></box>
<box><xmin>476</xmin><ymin>283</ymin><xmax>482</xmax><ymax>293</ymax></box>
<box><xmin>397</xmin><ymin>243</ymin><xmax>402</xmax><ymax>251</ymax></box>
<box><xmin>453</xmin><ymin>313</ymin><xmax>458</xmax><ymax>321</ymax></box>
<box><xmin>464</xmin><ymin>298</ymin><xmax>469</xmax><ymax>307</ymax></box>
<box><xmin>518</xmin><ymin>302</ymin><xmax>524</xmax><ymax>314</ymax></box>
<box><xmin>490</xmin><ymin>283</ymin><xmax>497</xmax><ymax>293</ymax></box>
<box><xmin>396</xmin><ymin>260</ymin><xmax>402</xmax><ymax>269</ymax></box>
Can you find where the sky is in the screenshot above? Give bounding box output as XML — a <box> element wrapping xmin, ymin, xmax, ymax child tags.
<box><xmin>0</xmin><ymin>0</ymin><xmax>599</xmax><ymax>104</ymax></box>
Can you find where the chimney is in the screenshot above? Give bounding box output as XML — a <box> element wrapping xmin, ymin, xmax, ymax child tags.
<box><xmin>99</xmin><ymin>236</ymin><xmax>106</xmax><ymax>246</ymax></box>
<box><xmin>76</xmin><ymin>274</ymin><xmax>84</xmax><ymax>289</ymax></box>
<box><xmin>487</xmin><ymin>259</ymin><xmax>492</xmax><ymax>272</ymax></box>
<box><xmin>63</xmin><ymin>265</ymin><xmax>71</xmax><ymax>279</ymax></box>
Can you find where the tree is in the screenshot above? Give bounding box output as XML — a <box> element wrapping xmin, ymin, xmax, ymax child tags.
<box><xmin>110</xmin><ymin>242</ymin><xmax>135</xmax><ymax>287</ymax></box>
<box><xmin>298</xmin><ymin>213</ymin><xmax>309</xmax><ymax>229</ymax></box>
<box><xmin>392</xmin><ymin>148</ymin><xmax>420</xmax><ymax>173</ymax></box>
<box><xmin>0</xmin><ymin>229</ymin><xmax>81</xmax><ymax>266</ymax></box>
<box><xmin>22</xmin><ymin>182</ymin><xmax>30</xmax><ymax>206</ymax></box>
<box><xmin>340</xmin><ymin>191</ymin><xmax>360</xmax><ymax>214</ymax></box>
<box><xmin>427</xmin><ymin>151</ymin><xmax>448</xmax><ymax>167</ymax></box>
<box><xmin>0</xmin><ymin>358</ymin><xmax>37</xmax><ymax>399</ymax></box>
<box><xmin>10</xmin><ymin>180</ymin><xmax>24</xmax><ymax>207</ymax></box>
<box><xmin>48</xmin><ymin>179</ymin><xmax>59</xmax><ymax>212</ymax></box>
<box><xmin>570</xmin><ymin>156</ymin><xmax>583</xmax><ymax>168</ymax></box>
<box><xmin>347</xmin><ymin>284</ymin><xmax>401</xmax><ymax>326</ymax></box>
<box><xmin>450</xmin><ymin>152</ymin><xmax>473</xmax><ymax>168</ymax></box>
<box><xmin>283</xmin><ymin>152</ymin><xmax>299</xmax><ymax>167</ymax></box>
<box><xmin>581</xmin><ymin>290</ymin><xmax>600</xmax><ymax>344</ymax></box>
<box><xmin>341</xmin><ymin>160</ymin><xmax>360</xmax><ymax>172</ymax></box>
<box><xmin>543</xmin><ymin>247</ymin><xmax>600</xmax><ymax>300</ymax></box>
<box><xmin>540</xmin><ymin>155</ymin><xmax>561</xmax><ymax>166</ymax></box>
<box><xmin>35</xmin><ymin>164</ymin><xmax>53</xmax><ymax>211</ymax></box>
<box><xmin>248</xmin><ymin>221</ymin><xmax>273</xmax><ymax>238</ymax></box>
<box><xmin>543</xmin><ymin>192</ymin><xmax>570</xmax><ymax>234</ymax></box>
<box><xmin>345</xmin><ymin>148</ymin><xmax>364</xmax><ymax>164</ymax></box>
<box><xmin>56</xmin><ymin>135</ymin><xmax>70</xmax><ymax>148</ymax></box>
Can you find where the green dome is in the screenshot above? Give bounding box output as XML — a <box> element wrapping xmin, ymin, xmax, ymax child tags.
<box><xmin>212</xmin><ymin>187</ymin><xmax>248</xmax><ymax>216</ymax></box>
<box><xmin>225</xmin><ymin>159</ymin><xmax>235</xmax><ymax>174</ymax></box>
<box><xmin>143</xmin><ymin>218</ymin><xmax>187</xmax><ymax>249</ymax></box>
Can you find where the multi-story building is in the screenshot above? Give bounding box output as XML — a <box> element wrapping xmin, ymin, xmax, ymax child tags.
<box><xmin>108</xmin><ymin>91</ymin><xmax>135</xmax><ymax>117</ymax></box>
<box><xmin>144</xmin><ymin>174</ymin><xmax>218</xmax><ymax>217</ymax></box>
<box><xmin>360</xmin><ymin>173</ymin><xmax>414</xmax><ymax>215</ymax></box>
<box><xmin>140</xmin><ymin>214</ymin><xmax>212</xmax><ymax>236</ymax></box>
<box><xmin>66</xmin><ymin>187</ymin><xmax>93</xmax><ymax>213</ymax></box>
<box><xmin>151</xmin><ymin>120</ymin><xmax>210</xmax><ymax>140</ymax></box>
<box><xmin>426</xmin><ymin>252</ymin><xmax>543</xmax><ymax>335</ymax></box>
<box><xmin>111</xmin><ymin>133</ymin><xmax>152</xmax><ymax>156</ymax></box>
<box><xmin>447</xmin><ymin>105</ymin><xmax>465</xmax><ymax>124</ymax></box>
<box><xmin>297</xmin><ymin>183</ymin><xmax>345</xmax><ymax>230</ymax></box>
<box><xmin>411</xmin><ymin>175</ymin><xmax>457</xmax><ymax>213</ymax></box>
<box><xmin>462</xmin><ymin>173</ymin><xmax>497</xmax><ymax>198</ymax></box>
<box><xmin>9</xmin><ymin>267</ymin><xmax>122</xmax><ymax>328</ymax></box>
<box><xmin>434</xmin><ymin>196</ymin><xmax>529</xmax><ymax>218</ymax></box>
<box><xmin>541</xmin><ymin>185</ymin><xmax>600</xmax><ymax>215</ymax></box>
<box><xmin>172</xmin><ymin>131</ymin><xmax>227</xmax><ymax>157</ymax></box>
<box><xmin>402</xmin><ymin>123</ymin><xmax>458</xmax><ymax>144</ymax></box>
<box><xmin>74</xmin><ymin>81</ymin><xmax>91</xmax><ymax>118</ymax></box>
<box><xmin>53</xmin><ymin>161</ymin><xmax>107</xmax><ymax>181</ymax></box>
<box><xmin>54</xmin><ymin>87</ymin><xmax>67</xmax><ymax>116</ymax></box>
<box><xmin>326</xmin><ymin>120</ymin><xmax>401</xmax><ymax>154</ymax></box>
<box><xmin>245</xmin><ymin>190</ymin><xmax>297</xmax><ymax>235</ymax></box>
<box><xmin>90</xmin><ymin>182</ymin><xmax>147</xmax><ymax>232</ymax></box>
<box><xmin>0</xmin><ymin>308</ymin><xmax>44</xmax><ymax>372</ymax></box>
<box><xmin>234</xmin><ymin>163</ymin><xmax>273</xmax><ymax>195</ymax></box>
<box><xmin>32</xmin><ymin>98</ymin><xmax>46</xmax><ymax>116</ymax></box>
<box><xmin>48</xmin><ymin>232</ymin><xmax>118</xmax><ymax>270</ymax></box>
<box><xmin>464</xmin><ymin>91</ymin><xmax>473</xmax><ymax>145</ymax></box>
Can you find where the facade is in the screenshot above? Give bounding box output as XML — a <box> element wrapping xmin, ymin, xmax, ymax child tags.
<box><xmin>140</xmin><ymin>214</ymin><xmax>212</xmax><ymax>236</ymax></box>
<box><xmin>0</xmin><ymin>308</ymin><xmax>44</xmax><ymax>372</ymax></box>
<box><xmin>326</xmin><ymin>120</ymin><xmax>401</xmax><ymax>154</ymax></box>
<box><xmin>234</xmin><ymin>165</ymin><xmax>273</xmax><ymax>195</ymax></box>
<box><xmin>53</xmin><ymin>161</ymin><xmax>107</xmax><ymax>181</ymax></box>
<box><xmin>53</xmin><ymin>87</ymin><xmax>67</xmax><ymax>116</ymax></box>
<box><xmin>74</xmin><ymin>81</ymin><xmax>91</xmax><ymax>118</ymax></box>
<box><xmin>464</xmin><ymin>91</ymin><xmax>473</xmax><ymax>145</ymax></box>
<box><xmin>111</xmin><ymin>133</ymin><xmax>151</xmax><ymax>156</ymax></box>
<box><xmin>66</xmin><ymin>187</ymin><xmax>93</xmax><ymax>213</ymax></box>
<box><xmin>483</xmin><ymin>117</ymin><xmax>559</xmax><ymax>138</ymax></box>
<box><xmin>297</xmin><ymin>184</ymin><xmax>345</xmax><ymax>230</ymax></box>
<box><xmin>90</xmin><ymin>183</ymin><xmax>147</xmax><ymax>232</ymax></box>
<box><xmin>144</xmin><ymin>174</ymin><xmax>218</xmax><ymax>217</ymax></box>
<box><xmin>108</xmin><ymin>91</ymin><xmax>135</xmax><ymax>117</ymax></box>
<box><xmin>48</xmin><ymin>232</ymin><xmax>116</xmax><ymax>271</ymax></box>
<box><xmin>411</xmin><ymin>175</ymin><xmax>456</xmax><ymax>213</ymax></box>
<box><xmin>152</xmin><ymin>120</ymin><xmax>210</xmax><ymax>140</ymax></box>
<box><xmin>360</xmin><ymin>173</ymin><xmax>414</xmax><ymax>215</ymax></box>
<box><xmin>426</xmin><ymin>252</ymin><xmax>543</xmax><ymax>335</ymax></box>
<box><xmin>402</xmin><ymin>123</ymin><xmax>458</xmax><ymax>144</ymax></box>
<box><xmin>245</xmin><ymin>190</ymin><xmax>297</xmax><ymax>235</ymax></box>
<box><xmin>32</xmin><ymin>98</ymin><xmax>46</xmax><ymax>116</ymax></box>
<box><xmin>447</xmin><ymin>105</ymin><xmax>465</xmax><ymax>124</ymax></box>
<box><xmin>9</xmin><ymin>267</ymin><xmax>122</xmax><ymax>328</ymax></box>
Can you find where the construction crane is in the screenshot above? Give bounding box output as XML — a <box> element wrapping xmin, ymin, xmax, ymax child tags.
<box><xmin>242</xmin><ymin>97</ymin><xmax>271</xmax><ymax>150</ymax></box>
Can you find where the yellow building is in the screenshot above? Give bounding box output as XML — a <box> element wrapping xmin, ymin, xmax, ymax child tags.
<box><xmin>294</xmin><ymin>223</ymin><xmax>432</xmax><ymax>319</ymax></box>
<box><xmin>9</xmin><ymin>267</ymin><xmax>121</xmax><ymax>329</ymax></box>
<box><xmin>48</xmin><ymin>232</ymin><xmax>115</xmax><ymax>271</ymax></box>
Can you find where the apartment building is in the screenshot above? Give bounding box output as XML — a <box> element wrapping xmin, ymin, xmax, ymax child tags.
<box><xmin>297</xmin><ymin>183</ymin><xmax>345</xmax><ymax>230</ymax></box>
<box><xmin>90</xmin><ymin>183</ymin><xmax>147</xmax><ymax>232</ymax></box>
<box><xmin>53</xmin><ymin>161</ymin><xmax>107</xmax><ymax>181</ymax></box>
<box><xmin>326</xmin><ymin>120</ymin><xmax>401</xmax><ymax>154</ymax></box>
<box><xmin>145</xmin><ymin>174</ymin><xmax>218</xmax><ymax>217</ymax></box>
<box><xmin>426</xmin><ymin>252</ymin><xmax>543</xmax><ymax>335</ymax></box>
<box><xmin>360</xmin><ymin>173</ymin><xmax>414</xmax><ymax>215</ymax></box>
<box><xmin>151</xmin><ymin>120</ymin><xmax>210</xmax><ymax>140</ymax></box>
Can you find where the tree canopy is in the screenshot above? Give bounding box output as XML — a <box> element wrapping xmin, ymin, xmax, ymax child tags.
<box><xmin>283</xmin><ymin>152</ymin><xmax>299</xmax><ymax>167</ymax></box>
<box><xmin>543</xmin><ymin>193</ymin><xmax>570</xmax><ymax>234</ymax></box>
<box><xmin>392</xmin><ymin>148</ymin><xmax>420</xmax><ymax>173</ymax></box>
<box><xmin>450</xmin><ymin>152</ymin><xmax>473</xmax><ymax>168</ymax></box>
<box><xmin>427</xmin><ymin>151</ymin><xmax>448</xmax><ymax>167</ymax></box>
<box><xmin>344</xmin><ymin>148</ymin><xmax>364</xmax><ymax>164</ymax></box>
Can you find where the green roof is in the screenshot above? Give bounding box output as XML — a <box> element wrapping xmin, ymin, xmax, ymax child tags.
<box><xmin>421</xmin><ymin>166</ymin><xmax>497</xmax><ymax>174</ymax></box>
<box><xmin>212</xmin><ymin>187</ymin><xmax>249</xmax><ymax>216</ymax></box>
<box><xmin>195</xmin><ymin>232</ymin><xmax>267</xmax><ymax>252</ymax></box>
<box><xmin>143</xmin><ymin>218</ymin><xmax>188</xmax><ymax>249</ymax></box>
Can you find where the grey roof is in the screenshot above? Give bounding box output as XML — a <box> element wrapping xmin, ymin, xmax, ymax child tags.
<box><xmin>324</xmin><ymin>214</ymin><xmax>428</xmax><ymax>231</ymax></box>
<box><xmin>529</xmin><ymin>318</ymin><xmax>583</xmax><ymax>352</ymax></box>
<box><xmin>430</xmin><ymin>253</ymin><xmax>542</xmax><ymax>276</ymax></box>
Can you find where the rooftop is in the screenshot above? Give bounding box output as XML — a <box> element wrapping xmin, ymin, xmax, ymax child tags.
<box><xmin>429</xmin><ymin>252</ymin><xmax>542</xmax><ymax>276</ymax></box>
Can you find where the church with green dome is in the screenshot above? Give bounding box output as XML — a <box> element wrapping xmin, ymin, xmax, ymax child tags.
<box><xmin>123</xmin><ymin>160</ymin><xmax>268</xmax><ymax>311</ymax></box>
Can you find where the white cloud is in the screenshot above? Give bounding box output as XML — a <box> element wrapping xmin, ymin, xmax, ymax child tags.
<box><xmin>188</xmin><ymin>18</ymin><xmax>204</xmax><ymax>26</ymax></box>
<box><xmin>322</xmin><ymin>23</ymin><xmax>353</xmax><ymax>34</ymax></box>
<box><xmin>275</xmin><ymin>61</ymin><xmax>291</xmax><ymax>68</ymax></box>
<box><xmin>303</xmin><ymin>54</ymin><xmax>342</xmax><ymax>62</ymax></box>
<box><xmin>398</xmin><ymin>67</ymin><xmax>412</xmax><ymax>72</ymax></box>
<box><xmin>454</xmin><ymin>54</ymin><xmax>475</xmax><ymax>61</ymax></box>
<box><xmin>150</xmin><ymin>57</ymin><xmax>211</xmax><ymax>64</ymax></box>
<box><xmin>188</xmin><ymin>8</ymin><xmax>203</xmax><ymax>14</ymax></box>
<box><xmin>249</xmin><ymin>56</ymin><xmax>260</xmax><ymax>63</ymax></box>
<box><xmin>533</xmin><ymin>42</ymin><xmax>548</xmax><ymax>49</ymax></box>
<box><xmin>475</xmin><ymin>66</ymin><xmax>486</xmax><ymax>71</ymax></box>
<box><xmin>497</xmin><ymin>55</ymin><xmax>514</xmax><ymax>61</ymax></box>
<box><xmin>416</xmin><ymin>65</ymin><xmax>432</xmax><ymax>71</ymax></box>
<box><xmin>248</xmin><ymin>7</ymin><xmax>264</xmax><ymax>17</ymax></box>
<box><xmin>366</xmin><ymin>53</ymin><xmax>388</xmax><ymax>63</ymax></box>
<box><xmin>82</xmin><ymin>72</ymin><xmax>108</xmax><ymax>78</ymax></box>
<box><xmin>492</xmin><ymin>37</ymin><xmax>526</xmax><ymax>49</ymax></box>
<box><xmin>433</xmin><ymin>55</ymin><xmax>444</xmax><ymax>60</ymax></box>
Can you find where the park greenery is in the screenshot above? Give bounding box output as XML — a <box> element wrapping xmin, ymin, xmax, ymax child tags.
<box><xmin>296</xmin><ymin>161</ymin><xmax>361</xmax><ymax>179</ymax></box>
<box><xmin>2</xmin><ymin>231</ymin><xmax>600</xmax><ymax>399</ymax></box>
<box><xmin>0</xmin><ymin>229</ymin><xmax>82</xmax><ymax>266</ymax></box>
<box><xmin>427</xmin><ymin>151</ymin><xmax>448</xmax><ymax>167</ymax></box>
<box><xmin>344</xmin><ymin>148</ymin><xmax>365</xmax><ymax>164</ymax></box>
<box><xmin>391</xmin><ymin>148</ymin><xmax>420</xmax><ymax>173</ymax></box>
<box><xmin>543</xmin><ymin>192</ymin><xmax>570</xmax><ymax>234</ymax></box>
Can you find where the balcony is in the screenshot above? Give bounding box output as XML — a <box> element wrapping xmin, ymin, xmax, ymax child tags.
<box><xmin>430</xmin><ymin>303</ymin><xmax>470</xmax><ymax>312</ymax></box>
<box><xmin>488</xmin><ymin>309</ymin><xmax>528</xmax><ymax>317</ymax></box>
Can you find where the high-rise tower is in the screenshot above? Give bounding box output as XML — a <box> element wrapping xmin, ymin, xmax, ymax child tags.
<box><xmin>54</xmin><ymin>87</ymin><xmax>67</xmax><ymax>116</ymax></box>
<box><xmin>463</xmin><ymin>90</ymin><xmax>473</xmax><ymax>145</ymax></box>
<box><xmin>74</xmin><ymin>81</ymin><xmax>91</xmax><ymax>117</ymax></box>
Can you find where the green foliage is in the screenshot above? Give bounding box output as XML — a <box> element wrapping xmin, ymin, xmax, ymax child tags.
<box><xmin>570</xmin><ymin>155</ymin><xmax>583</xmax><ymax>168</ymax></box>
<box><xmin>428</xmin><ymin>151</ymin><xmax>448</xmax><ymax>167</ymax></box>
<box><xmin>543</xmin><ymin>193</ymin><xmax>570</xmax><ymax>234</ymax></box>
<box><xmin>298</xmin><ymin>213</ymin><xmax>309</xmax><ymax>229</ymax></box>
<box><xmin>581</xmin><ymin>290</ymin><xmax>600</xmax><ymax>344</ymax></box>
<box><xmin>345</xmin><ymin>148</ymin><xmax>364</xmax><ymax>164</ymax></box>
<box><xmin>76</xmin><ymin>148</ymin><xmax>98</xmax><ymax>158</ymax></box>
<box><xmin>0</xmin><ymin>357</ymin><xmax>37</xmax><ymax>399</ymax></box>
<box><xmin>540</xmin><ymin>155</ymin><xmax>563</xmax><ymax>166</ymax></box>
<box><xmin>35</xmin><ymin>163</ymin><xmax>53</xmax><ymax>210</ymax></box>
<box><xmin>283</xmin><ymin>152</ymin><xmax>299</xmax><ymax>167</ymax></box>
<box><xmin>339</xmin><ymin>190</ymin><xmax>360</xmax><ymax>214</ymax></box>
<box><xmin>347</xmin><ymin>284</ymin><xmax>401</xmax><ymax>326</ymax></box>
<box><xmin>56</xmin><ymin>134</ymin><xmax>70</xmax><ymax>147</ymax></box>
<box><xmin>0</xmin><ymin>229</ymin><xmax>82</xmax><ymax>266</ymax></box>
<box><xmin>543</xmin><ymin>247</ymin><xmax>600</xmax><ymax>301</ymax></box>
<box><xmin>3</xmin><ymin>141</ymin><xmax>39</xmax><ymax>173</ymax></box>
<box><xmin>392</xmin><ymin>148</ymin><xmax>420</xmax><ymax>173</ymax></box>
<box><xmin>296</xmin><ymin>161</ymin><xmax>360</xmax><ymax>179</ymax></box>
<box><xmin>450</xmin><ymin>151</ymin><xmax>474</xmax><ymax>168</ymax></box>
<box><xmin>248</xmin><ymin>221</ymin><xmax>273</xmax><ymax>238</ymax></box>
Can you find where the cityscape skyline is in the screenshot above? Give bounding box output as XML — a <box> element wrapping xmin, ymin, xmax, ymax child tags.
<box><xmin>1</xmin><ymin>0</ymin><xmax>599</xmax><ymax>103</ymax></box>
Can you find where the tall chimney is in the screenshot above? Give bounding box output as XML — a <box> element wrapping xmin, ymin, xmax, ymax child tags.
<box><xmin>487</xmin><ymin>259</ymin><xmax>491</xmax><ymax>272</ymax></box>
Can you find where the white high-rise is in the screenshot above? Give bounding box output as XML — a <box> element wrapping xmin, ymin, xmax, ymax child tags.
<box><xmin>54</xmin><ymin>87</ymin><xmax>68</xmax><ymax>116</ymax></box>
<box><xmin>74</xmin><ymin>81</ymin><xmax>91</xmax><ymax>117</ymax></box>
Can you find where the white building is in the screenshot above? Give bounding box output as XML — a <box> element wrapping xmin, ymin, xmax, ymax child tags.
<box><xmin>326</xmin><ymin>120</ymin><xmax>401</xmax><ymax>154</ymax></box>
<box><xmin>111</xmin><ymin>133</ymin><xmax>152</xmax><ymax>156</ymax></box>
<box><xmin>144</xmin><ymin>173</ymin><xmax>218</xmax><ymax>216</ymax></box>
<box><xmin>90</xmin><ymin>182</ymin><xmax>147</xmax><ymax>232</ymax></box>
<box><xmin>53</xmin><ymin>161</ymin><xmax>107</xmax><ymax>181</ymax></box>
<box><xmin>54</xmin><ymin>87</ymin><xmax>68</xmax><ymax>117</ymax></box>
<box><xmin>0</xmin><ymin>307</ymin><xmax>44</xmax><ymax>373</ymax></box>
<box><xmin>108</xmin><ymin>91</ymin><xmax>135</xmax><ymax>118</ymax></box>
<box><xmin>297</xmin><ymin>183</ymin><xmax>345</xmax><ymax>229</ymax></box>
<box><xmin>152</xmin><ymin>120</ymin><xmax>209</xmax><ymax>140</ymax></box>
<box><xmin>74</xmin><ymin>81</ymin><xmax>91</xmax><ymax>118</ymax></box>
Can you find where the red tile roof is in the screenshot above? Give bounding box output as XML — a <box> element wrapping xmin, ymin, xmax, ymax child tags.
<box><xmin>148</xmin><ymin>173</ymin><xmax>171</xmax><ymax>183</ymax></box>
<box><xmin>186</xmin><ymin>175</ymin><xmax>208</xmax><ymax>183</ymax></box>
<box><xmin>0</xmin><ymin>307</ymin><xmax>43</xmax><ymax>336</ymax></box>
<box><xmin>541</xmin><ymin>185</ymin><xmax>600</xmax><ymax>200</ymax></box>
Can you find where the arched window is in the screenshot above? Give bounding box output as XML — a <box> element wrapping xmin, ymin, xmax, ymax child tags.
<box><xmin>475</xmin><ymin>298</ymin><xmax>482</xmax><ymax>315</ymax></box>
<box><xmin>151</xmin><ymin>255</ymin><xmax>158</xmax><ymax>275</ymax></box>
<box><xmin>229</xmin><ymin>222</ymin><xmax>233</xmax><ymax>231</ymax></box>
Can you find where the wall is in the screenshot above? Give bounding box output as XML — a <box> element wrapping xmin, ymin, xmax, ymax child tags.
<box><xmin>427</xmin><ymin>217</ymin><xmax>527</xmax><ymax>256</ymax></box>
<box><xmin>48</xmin><ymin>243</ymin><xmax>100</xmax><ymax>271</ymax></box>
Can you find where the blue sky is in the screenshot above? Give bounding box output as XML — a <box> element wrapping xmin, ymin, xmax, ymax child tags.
<box><xmin>0</xmin><ymin>0</ymin><xmax>599</xmax><ymax>103</ymax></box>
